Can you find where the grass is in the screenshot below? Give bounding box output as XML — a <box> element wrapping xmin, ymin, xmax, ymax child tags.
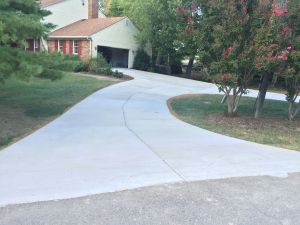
<box><xmin>0</xmin><ymin>74</ymin><xmax>115</xmax><ymax>149</ymax></box>
<box><xmin>168</xmin><ymin>94</ymin><xmax>300</xmax><ymax>151</ymax></box>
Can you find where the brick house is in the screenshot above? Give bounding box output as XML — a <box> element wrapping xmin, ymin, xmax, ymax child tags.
<box><xmin>27</xmin><ymin>0</ymin><xmax>151</xmax><ymax>68</ymax></box>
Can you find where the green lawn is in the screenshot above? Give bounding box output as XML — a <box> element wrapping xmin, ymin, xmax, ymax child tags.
<box><xmin>168</xmin><ymin>94</ymin><xmax>300</xmax><ymax>151</ymax></box>
<box><xmin>0</xmin><ymin>74</ymin><xmax>115</xmax><ymax>149</ymax></box>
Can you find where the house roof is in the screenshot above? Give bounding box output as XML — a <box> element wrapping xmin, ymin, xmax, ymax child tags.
<box><xmin>49</xmin><ymin>17</ymin><xmax>127</xmax><ymax>37</ymax></box>
<box><xmin>40</xmin><ymin>0</ymin><xmax>66</xmax><ymax>8</ymax></box>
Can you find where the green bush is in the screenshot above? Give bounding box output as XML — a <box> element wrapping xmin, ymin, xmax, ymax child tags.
<box><xmin>113</xmin><ymin>70</ymin><xmax>124</xmax><ymax>78</ymax></box>
<box><xmin>89</xmin><ymin>54</ymin><xmax>111</xmax><ymax>72</ymax></box>
<box><xmin>87</xmin><ymin>54</ymin><xmax>124</xmax><ymax>78</ymax></box>
<box><xmin>0</xmin><ymin>47</ymin><xmax>86</xmax><ymax>82</ymax></box>
<box><xmin>170</xmin><ymin>59</ymin><xmax>182</xmax><ymax>74</ymax></box>
<box><xmin>133</xmin><ymin>49</ymin><xmax>151</xmax><ymax>71</ymax></box>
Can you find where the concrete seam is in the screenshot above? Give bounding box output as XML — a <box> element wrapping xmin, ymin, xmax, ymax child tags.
<box><xmin>122</xmin><ymin>93</ymin><xmax>187</xmax><ymax>182</ymax></box>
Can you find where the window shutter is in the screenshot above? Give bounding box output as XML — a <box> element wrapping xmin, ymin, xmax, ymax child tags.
<box><xmin>62</xmin><ymin>40</ymin><xmax>67</xmax><ymax>54</ymax></box>
<box><xmin>54</xmin><ymin>40</ymin><xmax>58</xmax><ymax>51</ymax></box>
<box><xmin>78</xmin><ymin>40</ymin><xmax>82</xmax><ymax>55</ymax></box>
<box><xmin>28</xmin><ymin>39</ymin><xmax>34</xmax><ymax>51</ymax></box>
<box><xmin>69</xmin><ymin>40</ymin><xmax>73</xmax><ymax>54</ymax></box>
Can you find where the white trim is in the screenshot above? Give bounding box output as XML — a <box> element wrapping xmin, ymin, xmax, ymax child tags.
<box><xmin>34</xmin><ymin>39</ymin><xmax>39</xmax><ymax>52</ymax></box>
<box><xmin>73</xmin><ymin>40</ymin><xmax>78</xmax><ymax>55</ymax></box>
<box><xmin>48</xmin><ymin>36</ymin><xmax>89</xmax><ymax>39</ymax></box>
<box><xmin>58</xmin><ymin>40</ymin><xmax>63</xmax><ymax>52</ymax></box>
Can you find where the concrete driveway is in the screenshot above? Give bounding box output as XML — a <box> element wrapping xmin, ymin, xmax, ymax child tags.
<box><xmin>1</xmin><ymin>69</ymin><xmax>300</xmax><ymax>208</ymax></box>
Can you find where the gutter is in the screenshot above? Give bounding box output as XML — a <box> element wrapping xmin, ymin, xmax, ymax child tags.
<box><xmin>47</xmin><ymin>36</ymin><xmax>91</xmax><ymax>39</ymax></box>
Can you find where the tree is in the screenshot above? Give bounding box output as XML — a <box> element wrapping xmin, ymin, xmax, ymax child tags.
<box><xmin>106</xmin><ymin>0</ymin><xmax>124</xmax><ymax>16</ymax></box>
<box><xmin>0</xmin><ymin>0</ymin><xmax>59</xmax><ymax>82</ymax></box>
<box><xmin>137</xmin><ymin>0</ymin><xmax>182</xmax><ymax>74</ymax></box>
<box><xmin>176</xmin><ymin>2</ymin><xmax>203</xmax><ymax>76</ymax></box>
<box><xmin>0</xmin><ymin>0</ymin><xmax>53</xmax><ymax>45</ymax></box>
<box><xmin>198</xmin><ymin>0</ymin><xmax>258</xmax><ymax>117</ymax></box>
<box><xmin>280</xmin><ymin>0</ymin><xmax>300</xmax><ymax>120</ymax></box>
<box><xmin>133</xmin><ymin>49</ymin><xmax>151</xmax><ymax>71</ymax></box>
<box><xmin>253</xmin><ymin>0</ymin><xmax>290</xmax><ymax>118</ymax></box>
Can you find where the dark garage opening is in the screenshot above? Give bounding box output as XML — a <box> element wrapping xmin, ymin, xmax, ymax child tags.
<box><xmin>97</xmin><ymin>46</ymin><xmax>129</xmax><ymax>68</ymax></box>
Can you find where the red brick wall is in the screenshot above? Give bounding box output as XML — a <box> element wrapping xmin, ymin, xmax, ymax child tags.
<box><xmin>47</xmin><ymin>39</ymin><xmax>91</xmax><ymax>61</ymax></box>
<box><xmin>88</xmin><ymin>0</ymin><xmax>98</xmax><ymax>19</ymax></box>
<box><xmin>80</xmin><ymin>40</ymin><xmax>91</xmax><ymax>61</ymax></box>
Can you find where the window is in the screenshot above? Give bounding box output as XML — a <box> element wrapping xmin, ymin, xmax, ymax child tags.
<box><xmin>58</xmin><ymin>40</ymin><xmax>63</xmax><ymax>52</ymax></box>
<box><xmin>34</xmin><ymin>39</ymin><xmax>39</xmax><ymax>52</ymax></box>
<box><xmin>73</xmin><ymin>40</ymin><xmax>78</xmax><ymax>54</ymax></box>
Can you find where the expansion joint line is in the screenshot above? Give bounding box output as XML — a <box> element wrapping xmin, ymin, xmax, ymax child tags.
<box><xmin>122</xmin><ymin>93</ymin><xmax>187</xmax><ymax>182</ymax></box>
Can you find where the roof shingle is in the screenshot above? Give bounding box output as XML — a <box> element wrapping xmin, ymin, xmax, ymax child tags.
<box><xmin>40</xmin><ymin>0</ymin><xmax>66</xmax><ymax>8</ymax></box>
<box><xmin>49</xmin><ymin>17</ymin><xmax>127</xmax><ymax>37</ymax></box>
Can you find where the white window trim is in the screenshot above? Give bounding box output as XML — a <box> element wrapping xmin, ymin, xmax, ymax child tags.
<box><xmin>73</xmin><ymin>40</ymin><xmax>78</xmax><ymax>55</ymax></box>
<box><xmin>34</xmin><ymin>39</ymin><xmax>39</xmax><ymax>52</ymax></box>
<box><xmin>58</xmin><ymin>40</ymin><xmax>63</xmax><ymax>52</ymax></box>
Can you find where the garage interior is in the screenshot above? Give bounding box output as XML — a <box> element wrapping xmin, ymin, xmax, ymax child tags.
<box><xmin>97</xmin><ymin>46</ymin><xmax>129</xmax><ymax>68</ymax></box>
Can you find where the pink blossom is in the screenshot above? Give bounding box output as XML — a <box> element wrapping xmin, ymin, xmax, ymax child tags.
<box><xmin>273</xmin><ymin>8</ymin><xmax>288</xmax><ymax>16</ymax></box>
<box><xmin>287</xmin><ymin>44</ymin><xmax>293</xmax><ymax>51</ymax></box>
<box><xmin>222</xmin><ymin>73</ymin><xmax>233</xmax><ymax>79</ymax></box>
<box><xmin>276</xmin><ymin>55</ymin><xmax>288</xmax><ymax>60</ymax></box>
<box><xmin>224</xmin><ymin>47</ymin><xmax>233</xmax><ymax>58</ymax></box>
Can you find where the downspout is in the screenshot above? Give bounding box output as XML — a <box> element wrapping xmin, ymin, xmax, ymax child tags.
<box><xmin>88</xmin><ymin>37</ymin><xmax>93</xmax><ymax>59</ymax></box>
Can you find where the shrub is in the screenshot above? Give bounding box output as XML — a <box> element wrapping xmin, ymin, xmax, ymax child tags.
<box><xmin>87</xmin><ymin>53</ymin><xmax>124</xmax><ymax>78</ymax></box>
<box><xmin>170</xmin><ymin>59</ymin><xmax>182</xmax><ymax>74</ymax></box>
<box><xmin>113</xmin><ymin>70</ymin><xmax>124</xmax><ymax>78</ymax></box>
<box><xmin>133</xmin><ymin>49</ymin><xmax>151</xmax><ymax>71</ymax></box>
<box><xmin>89</xmin><ymin>54</ymin><xmax>111</xmax><ymax>73</ymax></box>
<box><xmin>0</xmin><ymin>47</ymin><xmax>85</xmax><ymax>82</ymax></box>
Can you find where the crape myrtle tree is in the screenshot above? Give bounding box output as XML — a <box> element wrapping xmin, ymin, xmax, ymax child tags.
<box><xmin>279</xmin><ymin>0</ymin><xmax>300</xmax><ymax>120</ymax></box>
<box><xmin>0</xmin><ymin>0</ymin><xmax>54</xmax><ymax>82</ymax></box>
<box><xmin>198</xmin><ymin>0</ymin><xmax>258</xmax><ymax>117</ymax></box>
<box><xmin>253</xmin><ymin>0</ymin><xmax>291</xmax><ymax>118</ymax></box>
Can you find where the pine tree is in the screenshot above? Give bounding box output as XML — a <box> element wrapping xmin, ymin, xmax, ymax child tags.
<box><xmin>0</xmin><ymin>0</ymin><xmax>53</xmax><ymax>45</ymax></box>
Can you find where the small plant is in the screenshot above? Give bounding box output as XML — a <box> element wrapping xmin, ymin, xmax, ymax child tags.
<box><xmin>113</xmin><ymin>70</ymin><xmax>124</xmax><ymax>78</ymax></box>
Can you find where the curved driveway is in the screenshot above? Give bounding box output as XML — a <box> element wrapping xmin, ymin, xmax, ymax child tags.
<box><xmin>1</xmin><ymin>69</ymin><xmax>300</xmax><ymax>207</ymax></box>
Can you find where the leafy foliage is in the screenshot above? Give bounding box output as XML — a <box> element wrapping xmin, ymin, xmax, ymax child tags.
<box><xmin>88</xmin><ymin>54</ymin><xmax>124</xmax><ymax>78</ymax></box>
<box><xmin>0</xmin><ymin>0</ymin><xmax>54</xmax><ymax>45</ymax></box>
<box><xmin>133</xmin><ymin>49</ymin><xmax>151</xmax><ymax>71</ymax></box>
<box><xmin>0</xmin><ymin>47</ymin><xmax>86</xmax><ymax>83</ymax></box>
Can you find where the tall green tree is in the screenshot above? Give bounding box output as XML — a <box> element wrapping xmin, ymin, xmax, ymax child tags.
<box><xmin>0</xmin><ymin>0</ymin><xmax>53</xmax><ymax>45</ymax></box>
<box><xmin>0</xmin><ymin>0</ymin><xmax>55</xmax><ymax>82</ymax></box>
<box><xmin>106</xmin><ymin>0</ymin><xmax>124</xmax><ymax>16</ymax></box>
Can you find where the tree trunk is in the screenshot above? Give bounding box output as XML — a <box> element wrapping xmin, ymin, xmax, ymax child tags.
<box><xmin>166</xmin><ymin>54</ymin><xmax>171</xmax><ymax>75</ymax></box>
<box><xmin>254</xmin><ymin>72</ymin><xmax>271</xmax><ymax>118</ymax></box>
<box><xmin>186</xmin><ymin>57</ymin><xmax>194</xmax><ymax>77</ymax></box>
<box><xmin>227</xmin><ymin>96</ymin><xmax>234</xmax><ymax>117</ymax></box>
<box><xmin>288</xmin><ymin>102</ymin><xmax>294</xmax><ymax>121</ymax></box>
<box><xmin>155</xmin><ymin>52</ymin><xmax>161</xmax><ymax>66</ymax></box>
<box><xmin>288</xmin><ymin>102</ymin><xmax>300</xmax><ymax>121</ymax></box>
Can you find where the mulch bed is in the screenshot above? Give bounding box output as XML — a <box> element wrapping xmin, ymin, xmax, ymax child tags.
<box><xmin>207</xmin><ymin>114</ymin><xmax>300</xmax><ymax>132</ymax></box>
